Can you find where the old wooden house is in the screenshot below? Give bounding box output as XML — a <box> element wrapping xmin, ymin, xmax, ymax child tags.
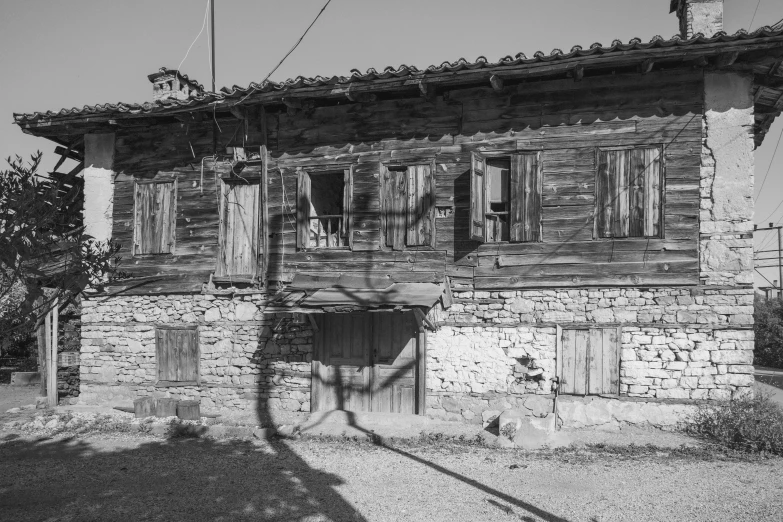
<box><xmin>14</xmin><ymin>0</ymin><xmax>783</xmax><ymax>425</ymax></box>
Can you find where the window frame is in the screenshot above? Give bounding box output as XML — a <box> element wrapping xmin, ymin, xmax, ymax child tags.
<box><xmin>470</xmin><ymin>150</ymin><xmax>542</xmax><ymax>244</ymax></box>
<box><xmin>132</xmin><ymin>179</ymin><xmax>177</xmax><ymax>256</ymax></box>
<box><xmin>155</xmin><ymin>326</ymin><xmax>199</xmax><ymax>388</ymax></box>
<box><xmin>379</xmin><ymin>160</ymin><xmax>437</xmax><ymax>251</ymax></box>
<box><xmin>593</xmin><ymin>145</ymin><xmax>664</xmax><ymax>241</ymax></box>
<box><xmin>297</xmin><ymin>164</ymin><xmax>354</xmax><ymax>251</ymax></box>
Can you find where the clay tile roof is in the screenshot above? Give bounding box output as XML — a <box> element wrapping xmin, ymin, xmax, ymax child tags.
<box><xmin>13</xmin><ymin>25</ymin><xmax>783</xmax><ymax>125</ymax></box>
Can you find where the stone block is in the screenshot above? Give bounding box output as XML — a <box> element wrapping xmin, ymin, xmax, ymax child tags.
<box><xmin>710</xmin><ymin>350</ymin><xmax>753</xmax><ymax>365</ymax></box>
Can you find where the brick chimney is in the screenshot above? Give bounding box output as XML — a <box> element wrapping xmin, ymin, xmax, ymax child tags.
<box><xmin>670</xmin><ymin>0</ymin><xmax>724</xmax><ymax>39</ymax></box>
<box><xmin>147</xmin><ymin>67</ymin><xmax>205</xmax><ymax>102</ymax></box>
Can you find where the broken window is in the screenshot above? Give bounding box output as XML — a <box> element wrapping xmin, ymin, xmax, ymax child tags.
<box><xmin>558</xmin><ymin>327</ymin><xmax>619</xmax><ymax>396</ymax></box>
<box><xmin>134</xmin><ymin>181</ymin><xmax>176</xmax><ymax>255</ymax></box>
<box><xmin>297</xmin><ymin>168</ymin><xmax>352</xmax><ymax>249</ymax></box>
<box><xmin>217</xmin><ymin>180</ymin><xmax>260</xmax><ymax>279</ymax></box>
<box><xmin>470</xmin><ymin>152</ymin><xmax>541</xmax><ymax>243</ymax></box>
<box><xmin>380</xmin><ymin>163</ymin><xmax>436</xmax><ymax>250</ymax></box>
<box><xmin>156</xmin><ymin>327</ymin><xmax>199</xmax><ymax>386</ymax></box>
<box><xmin>595</xmin><ymin>146</ymin><xmax>662</xmax><ymax>239</ymax></box>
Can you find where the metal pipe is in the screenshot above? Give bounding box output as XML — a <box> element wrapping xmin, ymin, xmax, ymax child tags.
<box><xmin>779</xmin><ymin>226</ymin><xmax>783</xmax><ymax>300</ymax></box>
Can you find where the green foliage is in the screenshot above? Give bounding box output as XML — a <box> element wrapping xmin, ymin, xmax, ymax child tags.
<box><xmin>686</xmin><ymin>393</ymin><xmax>783</xmax><ymax>456</ymax></box>
<box><xmin>754</xmin><ymin>296</ymin><xmax>783</xmax><ymax>368</ymax></box>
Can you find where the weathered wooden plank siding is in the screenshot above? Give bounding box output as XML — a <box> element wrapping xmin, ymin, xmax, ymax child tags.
<box><xmin>106</xmin><ymin>69</ymin><xmax>703</xmax><ymax>293</ymax></box>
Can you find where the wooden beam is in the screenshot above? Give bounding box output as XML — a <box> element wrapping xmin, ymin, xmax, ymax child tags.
<box><xmin>755</xmin><ymin>75</ymin><xmax>783</xmax><ymax>89</ymax></box>
<box><xmin>715</xmin><ymin>51</ymin><xmax>739</xmax><ymax>68</ymax></box>
<box><xmin>489</xmin><ymin>74</ymin><xmax>504</xmax><ymax>92</ymax></box>
<box><xmin>53</xmin><ymin>146</ymin><xmax>82</xmax><ymax>162</ymax></box>
<box><xmin>639</xmin><ymin>58</ymin><xmax>655</xmax><ymax>74</ymax></box>
<box><xmin>345</xmin><ymin>92</ymin><xmax>377</xmax><ymax>103</ymax></box>
<box><xmin>307</xmin><ymin>313</ymin><xmax>319</xmax><ymax>332</ymax></box>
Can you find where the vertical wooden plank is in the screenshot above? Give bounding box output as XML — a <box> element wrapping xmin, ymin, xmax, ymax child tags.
<box><xmin>407</xmin><ymin>166</ymin><xmax>418</xmax><ymax>246</ymax></box>
<box><xmin>181</xmin><ymin>330</ymin><xmax>197</xmax><ymax>383</ymax></box>
<box><xmin>427</xmin><ymin>160</ymin><xmax>436</xmax><ymax>247</ymax></box>
<box><xmin>417</xmin><ymin>323</ymin><xmax>426</xmax><ymax>416</ymax></box>
<box><xmin>588</xmin><ymin>328</ymin><xmax>604</xmax><ymax>395</ymax></box>
<box><xmin>555</xmin><ymin>325</ymin><xmax>563</xmax><ymax>394</ymax></box>
<box><xmin>470</xmin><ymin>152</ymin><xmax>486</xmax><ymax>241</ymax></box>
<box><xmin>614</xmin><ymin>150</ymin><xmax>629</xmax><ymax>238</ymax></box>
<box><xmin>261</xmin><ymin>144</ymin><xmax>269</xmax><ymax>285</ymax></box>
<box><xmin>311</xmin><ymin>315</ymin><xmax>323</xmax><ymax>412</ymax></box>
<box><xmin>526</xmin><ymin>152</ymin><xmax>542</xmax><ymax>242</ymax></box>
<box><xmin>509</xmin><ymin>154</ymin><xmax>525</xmax><ymax>243</ymax></box>
<box><xmin>573</xmin><ymin>330</ymin><xmax>588</xmax><ymax>396</ymax></box>
<box><xmin>36</xmin><ymin>322</ymin><xmax>46</xmax><ymax>397</ymax></box>
<box><xmin>560</xmin><ymin>329</ymin><xmax>576</xmax><ymax>395</ymax></box>
<box><xmin>392</xmin><ymin>170</ymin><xmax>406</xmax><ymax>250</ymax></box>
<box><xmin>344</xmin><ymin>166</ymin><xmax>353</xmax><ymax>250</ymax></box>
<box><xmin>606</xmin><ymin>327</ymin><xmax>621</xmax><ymax>394</ymax></box>
<box><xmin>380</xmin><ymin>164</ymin><xmax>391</xmax><ymax>248</ymax></box>
<box><xmin>297</xmin><ymin>170</ymin><xmax>311</xmax><ymax>249</ymax></box>
<box><xmin>645</xmin><ymin>147</ymin><xmax>662</xmax><ymax>237</ymax></box>
<box><xmin>628</xmin><ymin>149</ymin><xmax>646</xmax><ymax>237</ymax></box>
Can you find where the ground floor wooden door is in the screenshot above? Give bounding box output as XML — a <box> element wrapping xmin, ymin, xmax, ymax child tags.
<box><xmin>312</xmin><ymin>312</ymin><xmax>424</xmax><ymax>414</ymax></box>
<box><xmin>557</xmin><ymin>327</ymin><xmax>620</xmax><ymax>396</ymax></box>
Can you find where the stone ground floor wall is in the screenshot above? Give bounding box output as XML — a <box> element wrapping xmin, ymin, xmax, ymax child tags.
<box><xmin>78</xmin><ymin>286</ymin><xmax>754</xmax><ymax>427</ymax></box>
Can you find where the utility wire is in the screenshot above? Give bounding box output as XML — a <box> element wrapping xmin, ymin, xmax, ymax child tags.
<box><xmin>749</xmin><ymin>0</ymin><xmax>762</xmax><ymax>31</ymax></box>
<box><xmin>233</xmin><ymin>0</ymin><xmax>333</xmax><ymax>106</ymax></box>
<box><xmin>176</xmin><ymin>0</ymin><xmax>211</xmax><ymax>78</ymax></box>
<box><xmin>755</xmin><ymin>124</ymin><xmax>783</xmax><ymax>201</ymax></box>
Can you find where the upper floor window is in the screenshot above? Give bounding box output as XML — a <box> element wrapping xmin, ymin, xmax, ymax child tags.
<box><xmin>471</xmin><ymin>152</ymin><xmax>542</xmax><ymax>243</ymax></box>
<box><xmin>134</xmin><ymin>180</ymin><xmax>176</xmax><ymax>255</ymax></box>
<box><xmin>297</xmin><ymin>167</ymin><xmax>352</xmax><ymax>249</ymax></box>
<box><xmin>380</xmin><ymin>163</ymin><xmax>436</xmax><ymax>250</ymax></box>
<box><xmin>595</xmin><ymin>146</ymin><xmax>662</xmax><ymax>239</ymax></box>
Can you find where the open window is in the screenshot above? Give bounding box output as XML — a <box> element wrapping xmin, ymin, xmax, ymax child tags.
<box><xmin>156</xmin><ymin>326</ymin><xmax>199</xmax><ymax>387</ymax></box>
<box><xmin>217</xmin><ymin>180</ymin><xmax>261</xmax><ymax>280</ymax></box>
<box><xmin>595</xmin><ymin>146</ymin><xmax>662</xmax><ymax>239</ymax></box>
<box><xmin>471</xmin><ymin>152</ymin><xmax>541</xmax><ymax>243</ymax></box>
<box><xmin>134</xmin><ymin>180</ymin><xmax>176</xmax><ymax>255</ymax></box>
<box><xmin>297</xmin><ymin>167</ymin><xmax>352</xmax><ymax>250</ymax></box>
<box><xmin>380</xmin><ymin>162</ymin><xmax>436</xmax><ymax>250</ymax></box>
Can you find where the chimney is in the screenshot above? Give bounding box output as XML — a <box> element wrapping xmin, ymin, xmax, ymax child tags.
<box><xmin>670</xmin><ymin>0</ymin><xmax>724</xmax><ymax>39</ymax></box>
<box><xmin>147</xmin><ymin>67</ymin><xmax>205</xmax><ymax>102</ymax></box>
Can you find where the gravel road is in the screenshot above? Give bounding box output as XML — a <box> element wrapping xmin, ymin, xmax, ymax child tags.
<box><xmin>1</xmin><ymin>433</ymin><xmax>781</xmax><ymax>522</ymax></box>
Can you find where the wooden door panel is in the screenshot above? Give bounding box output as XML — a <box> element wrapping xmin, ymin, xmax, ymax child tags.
<box><xmin>372</xmin><ymin>313</ymin><xmax>417</xmax><ymax>413</ymax></box>
<box><xmin>560</xmin><ymin>327</ymin><xmax>619</xmax><ymax>396</ymax></box>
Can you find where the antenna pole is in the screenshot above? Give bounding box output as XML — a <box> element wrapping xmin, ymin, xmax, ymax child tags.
<box><xmin>211</xmin><ymin>0</ymin><xmax>217</xmax><ymax>155</ymax></box>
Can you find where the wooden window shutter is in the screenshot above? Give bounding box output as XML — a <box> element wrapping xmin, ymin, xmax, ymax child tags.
<box><xmin>135</xmin><ymin>181</ymin><xmax>176</xmax><ymax>255</ymax></box>
<box><xmin>380</xmin><ymin>165</ymin><xmax>407</xmax><ymax>250</ymax></box>
<box><xmin>597</xmin><ymin>147</ymin><xmax>661</xmax><ymax>239</ymax></box>
<box><xmin>405</xmin><ymin>163</ymin><xmax>436</xmax><ymax>247</ymax></box>
<box><xmin>510</xmin><ymin>152</ymin><xmax>542</xmax><ymax>243</ymax></box>
<box><xmin>217</xmin><ymin>182</ymin><xmax>260</xmax><ymax>278</ymax></box>
<box><xmin>558</xmin><ymin>327</ymin><xmax>619</xmax><ymax>396</ymax></box>
<box><xmin>470</xmin><ymin>152</ymin><xmax>487</xmax><ymax>242</ymax></box>
<box><xmin>297</xmin><ymin>170</ymin><xmax>311</xmax><ymax>249</ymax></box>
<box><xmin>156</xmin><ymin>328</ymin><xmax>198</xmax><ymax>385</ymax></box>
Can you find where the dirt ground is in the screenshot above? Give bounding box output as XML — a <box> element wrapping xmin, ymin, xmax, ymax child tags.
<box><xmin>0</xmin><ymin>431</ymin><xmax>781</xmax><ymax>522</ymax></box>
<box><xmin>0</xmin><ymin>384</ymin><xmax>38</xmax><ymax>412</ymax></box>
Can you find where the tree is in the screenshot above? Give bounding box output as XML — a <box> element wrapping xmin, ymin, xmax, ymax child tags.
<box><xmin>0</xmin><ymin>152</ymin><xmax>120</xmax><ymax>353</ymax></box>
<box><xmin>755</xmin><ymin>295</ymin><xmax>783</xmax><ymax>369</ymax></box>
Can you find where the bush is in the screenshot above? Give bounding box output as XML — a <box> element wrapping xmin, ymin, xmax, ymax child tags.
<box><xmin>686</xmin><ymin>393</ymin><xmax>783</xmax><ymax>456</ymax></box>
<box><xmin>754</xmin><ymin>296</ymin><xmax>783</xmax><ymax>368</ymax></box>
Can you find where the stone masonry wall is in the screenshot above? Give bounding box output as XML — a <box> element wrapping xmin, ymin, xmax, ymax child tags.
<box><xmin>79</xmin><ymin>294</ymin><xmax>312</xmax><ymax>414</ymax></box>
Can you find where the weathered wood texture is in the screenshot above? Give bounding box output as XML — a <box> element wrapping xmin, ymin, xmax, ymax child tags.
<box><xmin>559</xmin><ymin>327</ymin><xmax>620</xmax><ymax>395</ymax></box>
<box><xmin>156</xmin><ymin>327</ymin><xmax>198</xmax><ymax>385</ymax></box>
<box><xmin>105</xmin><ymin>69</ymin><xmax>702</xmax><ymax>293</ymax></box>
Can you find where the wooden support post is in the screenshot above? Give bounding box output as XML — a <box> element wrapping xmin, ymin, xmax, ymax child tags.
<box><xmin>36</xmin><ymin>322</ymin><xmax>46</xmax><ymax>397</ymax></box>
<box><xmin>46</xmin><ymin>300</ymin><xmax>58</xmax><ymax>408</ymax></box>
<box><xmin>155</xmin><ymin>397</ymin><xmax>178</xmax><ymax>417</ymax></box>
<box><xmin>177</xmin><ymin>400</ymin><xmax>201</xmax><ymax>420</ymax></box>
<box><xmin>134</xmin><ymin>396</ymin><xmax>156</xmax><ymax>418</ymax></box>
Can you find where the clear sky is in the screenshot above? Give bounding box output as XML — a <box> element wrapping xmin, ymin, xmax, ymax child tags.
<box><xmin>1</xmin><ymin>0</ymin><xmax>782</xmax><ymax>288</ymax></box>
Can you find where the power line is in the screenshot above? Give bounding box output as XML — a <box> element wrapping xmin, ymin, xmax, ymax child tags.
<box><xmin>233</xmin><ymin>0</ymin><xmax>333</xmax><ymax>106</ymax></box>
<box><xmin>755</xmin><ymin>124</ymin><xmax>783</xmax><ymax>201</ymax></box>
<box><xmin>749</xmin><ymin>0</ymin><xmax>762</xmax><ymax>31</ymax></box>
<box><xmin>176</xmin><ymin>0</ymin><xmax>211</xmax><ymax>79</ymax></box>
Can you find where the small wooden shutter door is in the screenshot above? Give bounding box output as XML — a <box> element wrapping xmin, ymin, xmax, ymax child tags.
<box><xmin>559</xmin><ymin>328</ymin><xmax>619</xmax><ymax>395</ymax></box>
<box><xmin>596</xmin><ymin>150</ymin><xmax>629</xmax><ymax>238</ymax></box>
<box><xmin>156</xmin><ymin>328</ymin><xmax>198</xmax><ymax>384</ymax></box>
<box><xmin>470</xmin><ymin>152</ymin><xmax>487</xmax><ymax>241</ymax></box>
<box><xmin>380</xmin><ymin>166</ymin><xmax>407</xmax><ymax>250</ymax></box>
<box><xmin>135</xmin><ymin>182</ymin><xmax>175</xmax><ymax>254</ymax></box>
<box><xmin>217</xmin><ymin>182</ymin><xmax>260</xmax><ymax>277</ymax></box>
<box><xmin>510</xmin><ymin>153</ymin><xmax>542</xmax><ymax>243</ymax></box>
<box><xmin>297</xmin><ymin>170</ymin><xmax>311</xmax><ymax>249</ymax></box>
<box><xmin>406</xmin><ymin>163</ymin><xmax>436</xmax><ymax>247</ymax></box>
<box><xmin>630</xmin><ymin>147</ymin><xmax>663</xmax><ymax>238</ymax></box>
<box><xmin>343</xmin><ymin>167</ymin><xmax>353</xmax><ymax>249</ymax></box>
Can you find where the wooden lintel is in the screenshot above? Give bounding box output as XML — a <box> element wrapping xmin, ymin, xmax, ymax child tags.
<box><xmin>640</xmin><ymin>58</ymin><xmax>655</xmax><ymax>75</ymax></box>
<box><xmin>489</xmin><ymin>74</ymin><xmax>504</xmax><ymax>92</ymax></box>
<box><xmin>755</xmin><ymin>75</ymin><xmax>783</xmax><ymax>89</ymax></box>
<box><xmin>574</xmin><ymin>65</ymin><xmax>585</xmax><ymax>82</ymax></box>
<box><xmin>53</xmin><ymin>146</ymin><xmax>82</xmax><ymax>162</ymax></box>
<box><xmin>715</xmin><ymin>51</ymin><xmax>739</xmax><ymax>68</ymax></box>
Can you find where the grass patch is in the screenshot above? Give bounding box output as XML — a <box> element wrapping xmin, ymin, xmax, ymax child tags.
<box><xmin>685</xmin><ymin>393</ymin><xmax>783</xmax><ymax>456</ymax></box>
